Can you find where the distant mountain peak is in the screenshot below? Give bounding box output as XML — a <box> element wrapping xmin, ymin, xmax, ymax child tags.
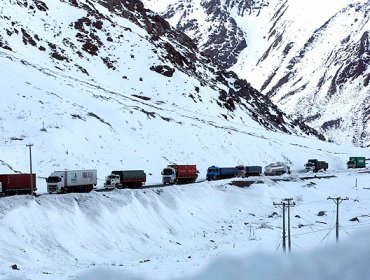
<box><xmin>143</xmin><ymin>0</ymin><xmax>370</xmax><ymax>147</ymax></box>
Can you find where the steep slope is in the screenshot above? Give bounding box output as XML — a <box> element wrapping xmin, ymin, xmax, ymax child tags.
<box><xmin>143</xmin><ymin>0</ymin><xmax>269</xmax><ymax>68</ymax></box>
<box><xmin>143</xmin><ymin>0</ymin><xmax>370</xmax><ymax>147</ymax></box>
<box><xmin>0</xmin><ymin>0</ymin><xmax>336</xmax><ymax>189</ymax></box>
<box><xmin>236</xmin><ymin>0</ymin><xmax>370</xmax><ymax>147</ymax></box>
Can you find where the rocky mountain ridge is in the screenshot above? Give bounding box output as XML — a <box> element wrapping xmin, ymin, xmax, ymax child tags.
<box><xmin>0</xmin><ymin>0</ymin><xmax>331</xmax><ymax>180</ymax></box>
<box><xmin>143</xmin><ymin>0</ymin><xmax>370</xmax><ymax>147</ymax></box>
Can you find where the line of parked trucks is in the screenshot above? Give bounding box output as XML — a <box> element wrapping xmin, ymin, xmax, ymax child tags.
<box><xmin>0</xmin><ymin>157</ymin><xmax>368</xmax><ymax>196</ymax></box>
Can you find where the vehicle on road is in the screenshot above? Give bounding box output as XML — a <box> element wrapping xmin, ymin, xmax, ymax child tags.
<box><xmin>162</xmin><ymin>165</ymin><xmax>198</xmax><ymax>184</ymax></box>
<box><xmin>104</xmin><ymin>170</ymin><xmax>146</xmax><ymax>189</ymax></box>
<box><xmin>305</xmin><ymin>159</ymin><xmax>328</xmax><ymax>172</ymax></box>
<box><xmin>236</xmin><ymin>165</ymin><xmax>262</xmax><ymax>177</ymax></box>
<box><xmin>264</xmin><ymin>162</ymin><xmax>291</xmax><ymax>176</ymax></box>
<box><xmin>206</xmin><ymin>166</ymin><xmax>239</xmax><ymax>181</ymax></box>
<box><xmin>46</xmin><ymin>169</ymin><xmax>97</xmax><ymax>194</ymax></box>
<box><xmin>347</xmin><ymin>157</ymin><xmax>366</xmax><ymax>169</ymax></box>
<box><xmin>0</xmin><ymin>173</ymin><xmax>36</xmax><ymax>196</ymax></box>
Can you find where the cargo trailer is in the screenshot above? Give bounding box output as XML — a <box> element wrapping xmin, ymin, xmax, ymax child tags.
<box><xmin>46</xmin><ymin>169</ymin><xmax>97</xmax><ymax>194</ymax></box>
<box><xmin>206</xmin><ymin>166</ymin><xmax>239</xmax><ymax>181</ymax></box>
<box><xmin>236</xmin><ymin>165</ymin><xmax>262</xmax><ymax>177</ymax></box>
<box><xmin>104</xmin><ymin>170</ymin><xmax>146</xmax><ymax>189</ymax></box>
<box><xmin>162</xmin><ymin>165</ymin><xmax>198</xmax><ymax>184</ymax></box>
<box><xmin>0</xmin><ymin>173</ymin><xmax>36</xmax><ymax>196</ymax></box>
<box><xmin>347</xmin><ymin>157</ymin><xmax>366</xmax><ymax>169</ymax></box>
<box><xmin>264</xmin><ymin>162</ymin><xmax>291</xmax><ymax>176</ymax></box>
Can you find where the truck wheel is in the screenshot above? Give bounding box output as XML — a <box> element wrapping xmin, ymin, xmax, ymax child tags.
<box><xmin>61</xmin><ymin>187</ymin><xmax>66</xmax><ymax>194</ymax></box>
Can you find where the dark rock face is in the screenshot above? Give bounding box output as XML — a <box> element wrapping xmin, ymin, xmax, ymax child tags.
<box><xmin>159</xmin><ymin>0</ymin><xmax>269</xmax><ymax>69</ymax></box>
<box><xmin>146</xmin><ymin>0</ymin><xmax>369</xmax><ymax>146</ymax></box>
<box><xmin>150</xmin><ymin>65</ymin><xmax>175</xmax><ymax>77</ymax></box>
<box><xmin>0</xmin><ymin>0</ymin><xmax>325</xmax><ymax>140</ymax></box>
<box><xmin>337</xmin><ymin>31</ymin><xmax>370</xmax><ymax>88</ymax></box>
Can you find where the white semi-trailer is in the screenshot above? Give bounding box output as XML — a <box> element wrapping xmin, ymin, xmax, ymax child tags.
<box><xmin>46</xmin><ymin>169</ymin><xmax>97</xmax><ymax>194</ymax></box>
<box><xmin>264</xmin><ymin>162</ymin><xmax>291</xmax><ymax>176</ymax></box>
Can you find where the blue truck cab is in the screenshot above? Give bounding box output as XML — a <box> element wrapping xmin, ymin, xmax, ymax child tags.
<box><xmin>206</xmin><ymin>166</ymin><xmax>239</xmax><ymax>181</ymax></box>
<box><xmin>206</xmin><ymin>166</ymin><xmax>220</xmax><ymax>180</ymax></box>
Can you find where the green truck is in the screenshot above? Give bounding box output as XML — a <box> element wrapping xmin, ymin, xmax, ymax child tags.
<box><xmin>347</xmin><ymin>157</ymin><xmax>366</xmax><ymax>168</ymax></box>
<box><xmin>104</xmin><ymin>170</ymin><xmax>146</xmax><ymax>189</ymax></box>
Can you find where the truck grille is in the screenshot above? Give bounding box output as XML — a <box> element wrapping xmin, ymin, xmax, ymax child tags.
<box><xmin>163</xmin><ymin>177</ymin><xmax>171</xmax><ymax>183</ymax></box>
<box><xmin>48</xmin><ymin>185</ymin><xmax>57</xmax><ymax>193</ymax></box>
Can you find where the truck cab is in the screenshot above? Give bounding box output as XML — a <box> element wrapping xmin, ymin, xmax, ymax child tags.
<box><xmin>235</xmin><ymin>165</ymin><xmax>246</xmax><ymax>177</ymax></box>
<box><xmin>206</xmin><ymin>166</ymin><xmax>220</xmax><ymax>181</ymax></box>
<box><xmin>304</xmin><ymin>160</ymin><xmax>316</xmax><ymax>172</ymax></box>
<box><xmin>161</xmin><ymin>167</ymin><xmax>176</xmax><ymax>184</ymax></box>
<box><xmin>46</xmin><ymin>171</ymin><xmax>65</xmax><ymax>193</ymax></box>
<box><xmin>304</xmin><ymin>159</ymin><xmax>328</xmax><ymax>172</ymax></box>
<box><xmin>104</xmin><ymin>174</ymin><xmax>122</xmax><ymax>189</ymax></box>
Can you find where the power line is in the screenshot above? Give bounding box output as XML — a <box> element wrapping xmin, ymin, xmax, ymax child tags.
<box><xmin>319</xmin><ymin>225</ymin><xmax>335</xmax><ymax>246</ymax></box>
<box><xmin>327</xmin><ymin>196</ymin><xmax>349</xmax><ymax>243</ymax></box>
<box><xmin>273</xmin><ymin>201</ymin><xmax>287</xmax><ymax>253</ymax></box>
<box><xmin>291</xmin><ymin>240</ymin><xmax>306</xmax><ymax>252</ymax></box>
<box><xmin>292</xmin><ymin>227</ymin><xmax>334</xmax><ymax>237</ymax></box>
<box><xmin>273</xmin><ymin>198</ymin><xmax>295</xmax><ymax>253</ymax></box>
<box><xmin>283</xmin><ymin>198</ymin><xmax>295</xmax><ymax>253</ymax></box>
<box><xmin>339</xmin><ymin>224</ymin><xmax>351</xmax><ymax>237</ymax></box>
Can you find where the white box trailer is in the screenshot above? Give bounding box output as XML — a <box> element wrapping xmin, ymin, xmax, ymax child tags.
<box><xmin>46</xmin><ymin>169</ymin><xmax>97</xmax><ymax>194</ymax></box>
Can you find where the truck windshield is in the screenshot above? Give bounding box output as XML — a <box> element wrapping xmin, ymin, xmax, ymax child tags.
<box><xmin>46</xmin><ymin>176</ymin><xmax>61</xmax><ymax>183</ymax></box>
<box><xmin>208</xmin><ymin>168</ymin><xmax>218</xmax><ymax>173</ymax></box>
<box><xmin>162</xmin><ymin>168</ymin><xmax>173</xmax><ymax>175</ymax></box>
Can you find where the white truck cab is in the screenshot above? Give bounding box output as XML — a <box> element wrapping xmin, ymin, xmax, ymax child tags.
<box><xmin>161</xmin><ymin>167</ymin><xmax>176</xmax><ymax>184</ymax></box>
<box><xmin>104</xmin><ymin>174</ymin><xmax>121</xmax><ymax>189</ymax></box>
<box><xmin>46</xmin><ymin>171</ymin><xmax>65</xmax><ymax>193</ymax></box>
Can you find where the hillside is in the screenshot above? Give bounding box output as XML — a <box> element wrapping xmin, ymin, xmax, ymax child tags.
<box><xmin>1</xmin><ymin>171</ymin><xmax>370</xmax><ymax>279</ymax></box>
<box><xmin>0</xmin><ymin>0</ymin><xmax>345</xmax><ymax>190</ymax></box>
<box><xmin>0</xmin><ymin>1</ymin><xmax>370</xmax><ymax>279</ymax></box>
<box><xmin>143</xmin><ymin>0</ymin><xmax>370</xmax><ymax>147</ymax></box>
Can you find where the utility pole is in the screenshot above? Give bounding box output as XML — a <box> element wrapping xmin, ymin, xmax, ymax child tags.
<box><xmin>327</xmin><ymin>196</ymin><xmax>349</xmax><ymax>243</ymax></box>
<box><xmin>26</xmin><ymin>144</ymin><xmax>34</xmax><ymax>196</ymax></box>
<box><xmin>273</xmin><ymin>201</ymin><xmax>286</xmax><ymax>253</ymax></box>
<box><xmin>283</xmin><ymin>198</ymin><xmax>295</xmax><ymax>253</ymax></box>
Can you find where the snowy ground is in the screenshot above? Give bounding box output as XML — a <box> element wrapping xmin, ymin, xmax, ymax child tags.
<box><xmin>0</xmin><ymin>170</ymin><xmax>369</xmax><ymax>279</ymax></box>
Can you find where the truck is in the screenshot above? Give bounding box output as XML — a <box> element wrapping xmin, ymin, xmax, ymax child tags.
<box><xmin>104</xmin><ymin>170</ymin><xmax>146</xmax><ymax>189</ymax></box>
<box><xmin>161</xmin><ymin>165</ymin><xmax>198</xmax><ymax>185</ymax></box>
<box><xmin>264</xmin><ymin>162</ymin><xmax>291</xmax><ymax>176</ymax></box>
<box><xmin>46</xmin><ymin>169</ymin><xmax>97</xmax><ymax>194</ymax></box>
<box><xmin>245</xmin><ymin>166</ymin><xmax>263</xmax><ymax>177</ymax></box>
<box><xmin>206</xmin><ymin>166</ymin><xmax>239</xmax><ymax>181</ymax></box>
<box><xmin>304</xmin><ymin>159</ymin><xmax>328</xmax><ymax>172</ymax></box>
<box><xmin>235</xmin><ymin>165</ymin><xmax>262</xmax><ymax>177</ymax></box>
<box><xmin>0</xmin><ymin>173</ymin><xmax>37</xmax><ymax>196</ymax></box>
<box><xmin>347</xmin><ymin>157</ymin><xmax>366</xmax><ymax>169</ymax></box>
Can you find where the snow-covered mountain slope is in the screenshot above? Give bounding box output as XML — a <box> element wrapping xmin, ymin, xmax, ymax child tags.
<box><xmin>143</xmin><ymin>0</ymin><xmax>269</xmax><ymax>69</ymax></box>
<box><xmin>143</xmin><ymin>0</ymin><xmax>370</xmax><ymax>147</ymax></box>
<box><xmin>0</xmin><ymin>0</ymin><xmax>355</xmax><ymax>189</ymax></box>
<box><xmin>1</xmin><ymin>172</ymin><xmax>370</xmax><ymax>279</ymax></box>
